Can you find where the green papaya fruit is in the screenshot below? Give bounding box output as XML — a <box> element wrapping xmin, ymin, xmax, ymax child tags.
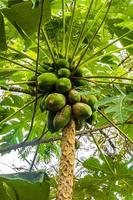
<box><xmin>73</xmin><ymin>102</ymin><xmax>92</xmax><ymax>120</ymax></box>
<box><xmin>86</xmin><ymin>111</ymin><xmax>97</xmax><ymax>125</ymax></box>
<box><xmin>74</xmin><ymin>67</ymin><xmax>92</xmax><ymax>77</ymax></box>
<box><xmin>38</xmin><ymin>72</ymin><xmax>57</xmax><ymax>92</ymax></box>
<box><xmin>53</xmin><ymin>105</ymin><xmax>72</xmax><ymax>131</ymax></box>
<box><xmin>56</xmin><ymin>58</ymin><xmax>69</xmax><ymax>69</ymax></box>
<box><xmin>57</xmin><ymin>68</ymin><xmax>71</xmax><ymax>77</ymax></box>
<box><xmin>47</xmin><ymin>111</ymin><xmax>57</xmax><ymax>133</ymax></box>
<box><xmin>45</xmin><ymin>93</ymin><xmax>66</xmax><ymax>111</ymax></box>
<box><xmin>81</xmin><ymin>94</ymin><xmax>97</xmax><ymax>111</ymax></box>
<box><xmin>56</xmin><ymin>78</ymin><xmax>72</xmax><ymax>93</ymax></box>
<box><xmin>68</xmin><ymin>89</ymin><xmax>81</xmax><ymax>104</ymax></box>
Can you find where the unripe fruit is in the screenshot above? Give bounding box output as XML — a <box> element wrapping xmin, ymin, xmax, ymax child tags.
<box><xmin>56</xmin><ymin>58</ymin><xmax>69</xmax><ymax>69</ymax></box>
<box><xmin>56</xmin><ymin>78</ymin><xmax>72</xmax><ymax>93</ymax></box>
<box><xmin>38</xmin><ymin>72</ymin><xmax>57</xmax><ymax>92</ymax></box>
<box><xmin>68</xmin><ymin>89</ymin><xmax>81</xmax><ymax>104</ymax></box>
<box><xmin>45</xmin><ymin>93</ymin><xmax>66</xmax><ymax>111</ymax></box>
<box><xmin>58</xmin><ymin>68</ymin><xmax>71</xmax><ymax>78</ymax></box>
<box><xmin>81</xmin><ymin>94</ymin><xmax>97</xmax><ymax>111</ymax></box>
<box><xmin>73</xmin><ymin>102</ymin><xmax>92</xmax><ymax>120</ymax></box>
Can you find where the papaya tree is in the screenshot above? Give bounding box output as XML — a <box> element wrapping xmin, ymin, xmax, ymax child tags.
<box><xmin>0</xmin><ymin>0</ymin><xmax>133</xmax><ymax>199</ymax></box>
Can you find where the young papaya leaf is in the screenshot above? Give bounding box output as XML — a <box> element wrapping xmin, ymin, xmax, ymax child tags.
<box><xmin>0</xmin><ymin>11</ymin><xmax>7</xmax><ymax>51</ymax></box>
<box><xmin>1</xmin><ymin>0</ymin><xmax>51</xmax><ymax>36</ymax></box>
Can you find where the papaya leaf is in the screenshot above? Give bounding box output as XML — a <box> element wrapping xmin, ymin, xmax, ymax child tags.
<box><xmin>0</xmin><ymin>11</ymin><xmax>7</xmax><ymax>51</ymax></box>
<box><xmin>0</xmin><ymin>172</ymin><xmax>50</xmax><ymax>200</ymax></box>
<box><xmin>96</xmin><ymin>94</ymin><xmax>133</xmax><ymax>123</ymax></box>
<box><xmin>1</xmin><ymin>0</ymin><xmax>51</xmax><ymax>36</ymax></box>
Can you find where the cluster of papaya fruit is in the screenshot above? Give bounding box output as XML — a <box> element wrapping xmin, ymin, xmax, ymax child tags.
<box><xmin>30</xmin><ymin>58</ymin><xmax>98</xmax><ymax>133</ymax></box>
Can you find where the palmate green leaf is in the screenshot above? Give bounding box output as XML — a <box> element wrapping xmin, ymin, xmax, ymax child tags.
<box><xmin>0</xmin><ymin>172</ymin><xmax>50</xmax><ymax>200</ymax></box>
<box><xmin>107</xmin><ymin>18</ymin><xmax>133</xmax><ymax>54</ymax></box>
<box><xmin>77</xmin><ymin>155</ymin><xmax>133</xmax><ymax>200</ymax></box>
<box><xmin>1</xmin><ymin>94</ymin><xmax>24</xmax><ymax>107</ymax></box>
<box><xmin>0</xmin><ymin>11</ymin><xmax>7</xmax><ymax>51</ymax></box>
<box><xmin>96</xmin><ymin>94</ymin><xmax>133</xmax><ymax>123</ymax></box>
<box><xmin>1</xmin><ymin>0</ymin><xmax>51</xmax><ymax>36</ymax></box>
<box><xmin>120</xmin><ymin>124</ymin><xmax>133</xmax><ymax>141</ymax></box>
<box><xmin>83</xmin><ymin>157</ymin><xmax>102</xmax><ymax>172</ymax></box>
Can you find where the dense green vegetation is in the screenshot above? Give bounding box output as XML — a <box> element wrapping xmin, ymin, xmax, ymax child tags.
<box><xmin>0</xmin><ymin>0</ymin><xmax>133</xmax><ymax>199</ymax></box>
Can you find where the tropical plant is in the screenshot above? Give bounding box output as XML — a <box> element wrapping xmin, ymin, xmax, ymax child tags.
<box><xmin>0</xmin><ymin>0</ymin><xmax>133</xmax><ymax>199</ymax></box>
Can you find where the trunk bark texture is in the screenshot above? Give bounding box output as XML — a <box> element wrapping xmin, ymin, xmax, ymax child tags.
<box><xmin>56</xmin><ymin>119</ymin><xmax>76</xmax><ymax>200</ymax></box>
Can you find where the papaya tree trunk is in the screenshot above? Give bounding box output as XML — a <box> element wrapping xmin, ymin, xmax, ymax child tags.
<box><xmin>57</xmin><ymin>119</ymin><xmax>76</xmax><ymax>200</ymax></box>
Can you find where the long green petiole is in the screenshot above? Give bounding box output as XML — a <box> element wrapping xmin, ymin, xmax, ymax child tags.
<box><xmin>86</xmin><ymin>123</ymin><xmax>115</xmax><ymax>175</ymax></box>
<box><xmin>70</xmin><ymin>0</ymin><xmax>94</xmax><ymax>64</ymax></box>
<box><xmin>62</xmin><ymin>0</ymin><xmax>65</xmax><ymax>55</ymax></box>
<box><xmin>7</xmin><ymin>46</ymin><xmax>42</xmax><ymax>65</ymax></box>
<box><xmin>0</xmin><ymin>55</ymin><xmax>39</xmax><ymax>73</ymax></box>
<box><xmin>76</xmin><ymin>1</ymin><xmax>108</xmax><ymax>58</ymax></box>
<box><xmin>65</xmin><ymin>0</ymin><xmax>77</xmax><ymax>59</ymax></box>
<box><xmin>74</xmin><ymin>0</ymin><xmax>113</xmax><ymax>72</ymax></box>
<box><xmin>0</xmin><ymin>98</ymin><xmax>37</xmax><ymax>126</ymax></box>
<box><xmin>81</xmin><ymin>30</ymin><xmax>133</xmax><ymax>66</ymax></box>
<box><xmin>72</xmin><ymin>76</ymin><xmax>133</xmax><ymax>81</ymax></box>
<box><xmin>41</xmin><ymin>28</ymin><xmax>56</xmax><ymax>63</ymax></box>
<box><xmin>5</xmin><ymin>81</ymin><xmax>36</xmax><ymax>85</ymax></box>
<box><xmin>98</xmin><ymin>109</ymin><xmax>133</xmax><ymax>144</ymax></box>
<box><xmin>81</xmin><ymin>43</ymin><xmax>133</xmax><ymax>66</ymax></box>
